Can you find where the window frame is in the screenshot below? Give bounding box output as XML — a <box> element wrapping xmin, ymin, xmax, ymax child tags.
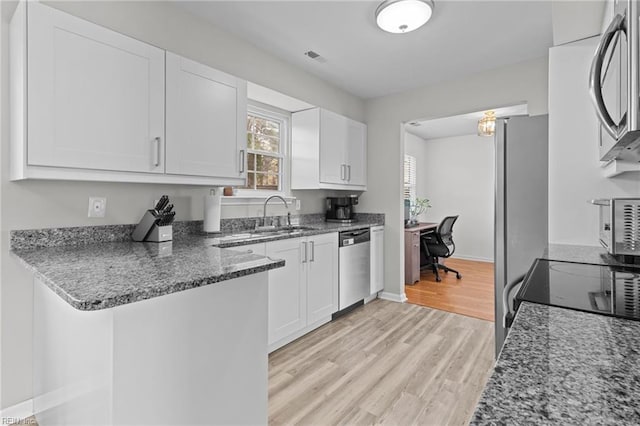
<box><xmin>236</xmin><ymin>102</ymin><xmax>290</xmax><ymax>197</ymax></box>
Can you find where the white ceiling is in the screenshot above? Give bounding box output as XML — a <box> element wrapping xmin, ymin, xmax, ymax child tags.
<box><xmin>405</xmin><ymin>103</ymin><xmax>528</xmax><ymax>140</ymax></box>
<box><xmin>173</xmin><ymin>0</ymin><xmax>554</xmax><ymax>99</ymax></box>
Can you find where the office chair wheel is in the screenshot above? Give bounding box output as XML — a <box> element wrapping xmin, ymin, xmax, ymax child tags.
<box><xmin>456</xmin><ymin>273</ymin><xmax>462</xmax><ymax>279</ymax></box>
<box><xmin>436</xmin><ymin>276</ymin><xmax>442</xmax><ymax>282</ymax></box>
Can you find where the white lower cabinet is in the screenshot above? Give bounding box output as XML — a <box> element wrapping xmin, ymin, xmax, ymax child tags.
<box><xmin>266</xmin><ymin>238</ymin><xmax>307</xmax><ymax>346</ymax></box>
<box><xmin>266</xmin><ymin>232</ymin><xmax>338</xmax><ymax>352</ymax></box>
<box><xmin>306</xmin><ymin>233</ymin><xmax>339</xmax><ymax>324</ymax></box>
<box><xmin>370</xmin><ymin>226</ymin><xmax>385</xmax><ymax>294</ymax></box>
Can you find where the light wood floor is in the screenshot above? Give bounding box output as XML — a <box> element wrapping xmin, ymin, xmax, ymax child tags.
<box><xmin>405</xmin><ymin>258</ymin><xmax>495</xmax><ymax>322</ymax></box>
<box><xmin>269</xmin><ymin>299</ymin><xmax>495</xmax><ymax>425</ymax></box>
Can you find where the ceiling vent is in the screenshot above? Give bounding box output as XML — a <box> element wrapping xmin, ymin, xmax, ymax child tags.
<box><xmin>304</xmin><ymin>50</ymin><xmax>327</xmax><ymax>64</ymax></box>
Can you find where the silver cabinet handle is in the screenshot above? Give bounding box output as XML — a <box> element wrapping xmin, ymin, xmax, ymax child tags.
<box><xmin>310</xmin><ymin>241</ymin><xmax>315</xmax><ymax>262</ymax></box>
<box><xmin>153</xmin><ymin>137</ymin><xmax>161</xmax><ymax>167</ymax></box>
<box><xmin>302</xmin><ymin>242</ymin><xmax>307</xmax><ymax>263</ymax></box>
<box><xmin>239</xmin><ymin>150</ymin><xmax>246</xmax><ymax>173</ymax></box>
<box><xmin>340</xmin><ymin>164</ymin><xmax>345</xmax><ymax>180</ymax></box>
<box><xmin>347</xmin><ymin>165</ymin><xmax>351</xmax><ymax>181</ymax></box>
<box><xmin>589</xmin><ymin>13</ymin><xmax>626</xmax><ymax>140</ymax></box>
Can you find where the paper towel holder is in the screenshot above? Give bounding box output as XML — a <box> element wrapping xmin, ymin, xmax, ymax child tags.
<box><xmin>204</xmin><ymin>187</ymin><xmax>223</xmax><ymax>234</ymax></box>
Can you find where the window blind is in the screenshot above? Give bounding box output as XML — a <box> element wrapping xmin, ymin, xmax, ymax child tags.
<box><xmin>404</xmin><ymin>155</ymin><xmax>416</xmax><ymax>201</ymax></box>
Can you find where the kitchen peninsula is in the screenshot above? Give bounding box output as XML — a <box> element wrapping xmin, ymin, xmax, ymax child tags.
<box><xmin>11</xmin><ymin>226</ymin><xmax>285</xmax><ymax>425</ymax></box>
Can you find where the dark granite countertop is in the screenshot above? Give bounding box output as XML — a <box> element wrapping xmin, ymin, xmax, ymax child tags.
<box><xmin>9</xmin><ymin>214</ymin><xmax>384</xmax><ymax>312</ymax></box>
<box><xmin>470</xmin><ymin>302</ymin><xmax>640</xmax><ymax>425</ymax></box>
<box><xmin>11</xmin><ymin>235</ymin><xmax>284</xmax><ymax>311</ymax></box>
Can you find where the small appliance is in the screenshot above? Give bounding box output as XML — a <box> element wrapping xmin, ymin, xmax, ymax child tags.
<box><xmin>591</xmin><ymin>198</ymin><xmax>640</xmax><ymax>262</ymax></box>
<box><xmin>326</xmin><ymin>195</ymin><xmax>358</xmax><ymax>223</ymax></box>
<box><xmin>589</xmin><ymin>0</ymin><xmax>640</xmax><ymax>161</ymax></box>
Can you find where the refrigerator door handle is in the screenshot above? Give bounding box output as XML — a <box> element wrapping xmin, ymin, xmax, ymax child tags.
<box><xmin>503</xmin><ymin>274</ymin><xmax>526</xmax><ymax>330</ymax></box>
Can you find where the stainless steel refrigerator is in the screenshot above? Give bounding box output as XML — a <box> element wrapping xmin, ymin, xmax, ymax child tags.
<box><xmin>494</xmin><ymin>115</ymin><xmax>549</xmax><ymax>355</ymax></box>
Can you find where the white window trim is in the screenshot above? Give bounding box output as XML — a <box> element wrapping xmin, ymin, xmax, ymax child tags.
<box><xmin>235</xmin><ymin>102</ymin><xmax>290</xmax><ymax>197</ymax></box>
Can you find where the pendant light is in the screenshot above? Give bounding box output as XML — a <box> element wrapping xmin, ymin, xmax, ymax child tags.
<box><xmin>478</xmin><ymin>111</ymin><xmax>496</xmax><ymax>137</ymax></box>
<box><xmin>375</xmin><ymin>0</ymin><xmax>435</xmax><ymax>34</ymax></box>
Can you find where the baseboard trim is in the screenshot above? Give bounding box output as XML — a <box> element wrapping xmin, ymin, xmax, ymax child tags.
<box><xmin>451</xmin><ymin>255</ymin><xmax>494</xmax><ymax>263</ymax></box>
<box><xmin>1</xmin><ymin>399</ymin><xmax>34</xmax><ymax>423</ymax></box>
<box><xmin>364</xmin><ymin>293</ymin><xmax>378</xmax><ymax>304</ymax></box>
<box><xmin>379</xmin><ymin>291</ymin><xmax>407</xmax><ymax>303</ymax></box>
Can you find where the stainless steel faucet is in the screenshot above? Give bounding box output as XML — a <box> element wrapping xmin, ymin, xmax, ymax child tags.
<box><xmin>262</xmin><ymin>195</ymin><xmax>289</xmax><ymax>228</ymax></box>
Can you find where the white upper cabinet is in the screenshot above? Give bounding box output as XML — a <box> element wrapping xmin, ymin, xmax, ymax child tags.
<box><xmin>25</xmin><ymin>2</ymin><xmax>165</xmax><ymax>174</ymax></box>
<box><xmin>291</xmin><ymin>108</ymin><xmax>367</xmax><ymax>190</ymax></box>
<box><xmin>10</xmin><ymin>2</ymin><xmax>248</xmax><ymax>186</ymax></box>
<box><xmin>165</xmin><ymin>52</ymin><xmax>247</xmax><ymax>182</ymax></box>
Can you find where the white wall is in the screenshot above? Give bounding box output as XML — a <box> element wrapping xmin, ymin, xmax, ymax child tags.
<box><xmin>548</xmin><ymin>37</ymin><xmax>640</xmax><ymax>246</ymax></box>
<box><xmin>406</xmin><ymin>132</ymin><xmax>495</xmax><ymax>262</ymax></box>
<box><xmin>0</xmin><ymin>1</ymin><xmax>365</xmax><ymax>409</ymax></box>
<box><xmin>360</xmin><ymin>56</ymin><xmax>549</xmax><ymax>302</ymax></box>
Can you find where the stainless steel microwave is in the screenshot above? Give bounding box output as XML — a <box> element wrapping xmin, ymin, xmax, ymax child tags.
<box><xmin>591</xmin><ymin>198</ymin><xmax>640</xmax><ymax>259</ymax></box>
<box><xmin>589</xmin><ymin>0</ymin><xmax>640</xmax><ymax>161</ymax></box>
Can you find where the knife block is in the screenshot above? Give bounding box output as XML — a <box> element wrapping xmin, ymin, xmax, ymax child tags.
<box><xmin>147</xmin><ymin>225</ymin><xmax>173</xmax><ymax>242</ymax></box>
<box><xmin>132</xmin><ymin>210</ymin><xmax>158</xmax><ymax>242</ymax></box>
<box><xmin>132</xmin><ymin>210</ymin><xmax>173</xmax><ymax>243</ymax></box>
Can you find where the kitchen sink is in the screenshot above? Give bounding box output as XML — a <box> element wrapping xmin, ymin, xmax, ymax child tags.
<box><xmin>211</xmin><ymin>226</ymin><xmax>318</xmax><ymax>245</ymax></box>
<box><xmin>252</xmin><ymin>225</ymin><xmax>317</xmax><ymax>234</ymax></box>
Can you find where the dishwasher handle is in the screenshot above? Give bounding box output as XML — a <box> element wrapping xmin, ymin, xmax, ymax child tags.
<box><xmin>339</xmin><ymin>229</ymin><xmax>370</xmax><ymax>246</ymax></box>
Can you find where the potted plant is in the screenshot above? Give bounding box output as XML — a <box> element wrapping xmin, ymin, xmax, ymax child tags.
<box><xmin>409</xmin><ymin>198</ymin><xmax>431</xmax><ymax>224</ymax></box>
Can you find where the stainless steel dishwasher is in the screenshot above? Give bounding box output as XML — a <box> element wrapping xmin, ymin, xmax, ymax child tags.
<box><xmin>338</xmin><ymin>229</ymin><xmax>371</xmax><ymax>311</ymax></box>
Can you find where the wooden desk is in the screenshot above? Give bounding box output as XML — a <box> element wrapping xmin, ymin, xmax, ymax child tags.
<box><xmin>404</xmin><ymin>222</ymin><xmax>437</xmax><ymax>285</ymax></box>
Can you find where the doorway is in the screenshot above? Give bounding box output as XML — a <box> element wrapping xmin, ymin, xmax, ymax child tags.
<box><xmin>401</xmin><ymin>104</ymin><xmax>528</xmax><ymax>322</ymax></box>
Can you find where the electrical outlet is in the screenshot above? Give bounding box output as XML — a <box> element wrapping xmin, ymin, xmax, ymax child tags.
<box><xmin>88</xmin><ymin>197</ymin><xmax>107</xmax><ymax>218</ymax></box>
<box><xmin>295</xmin><ymin>199</ymin><xmax>301</xmax><ymax>211</ymax></box>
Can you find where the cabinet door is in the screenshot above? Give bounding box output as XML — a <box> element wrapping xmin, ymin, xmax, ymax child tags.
<box><xmin>166</xmin><ymin>52</ymin><xmax>247</xmax><ymax>179</ymax></box>
<box><xmin>266</xmin><ymin>238</ymin><xmax>307</xmax><ymax>345</ymax></box>
<box><xmin>27</xmin><ymin>2</ymin><xmax>165</xmax><ymax>173</ymax></box>
<box><xmin>370</xmin><ymin>226</ymin><xmax>384</xmax><ymax>294</ymax></box>
<box><xmin>345</xmin><ymin>119</ymin><xmax>367</xmax><ymax>186</ymax></box>
<box><xmin>307</xmin><ymin>233</ymin><xmax>338</xmax><ymax>324</ymax></box>
<box><xmin>319</xmin><ymin>109</ymin><xmax>347</xmax><ymax>184</ymax></box>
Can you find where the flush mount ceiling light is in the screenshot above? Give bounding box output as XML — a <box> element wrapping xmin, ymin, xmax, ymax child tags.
<box><xmin>478</xmin><ymin>111</ymin><xmax>496</xmax><ymax>137</ymax></box>
<box><xmin>375</xmin><ymin>0</ymin><xmax>434</xmax><ymax>34</ymax></box>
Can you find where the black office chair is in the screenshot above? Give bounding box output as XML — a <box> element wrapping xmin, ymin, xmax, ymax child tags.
<box><xmin>420</xmin><ymin>215</ymin><xmax>462</xmax><ymax>282</ymax></box>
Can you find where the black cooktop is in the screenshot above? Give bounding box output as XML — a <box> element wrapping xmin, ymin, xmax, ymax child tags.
<box><xmin>516</xmin><ymin>259</ymin><xmax>640</xmax><ymax>321</ymax></box>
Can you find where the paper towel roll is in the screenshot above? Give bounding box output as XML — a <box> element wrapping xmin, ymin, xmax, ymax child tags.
<box><xmin>204</xmin><ymin>188</ymin><xmax>222</xmax><ymax>233</ymax></box>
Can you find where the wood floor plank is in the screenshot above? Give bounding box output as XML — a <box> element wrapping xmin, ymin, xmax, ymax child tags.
<box><xmin>269</xmin><ymin>299</ymin><xmax>495</xmax><ymax>426</ymax></box>
<box><xmin>405</xmin><ymin>258</ymin><xmax>495</xmax><ymax>321</ymax></box>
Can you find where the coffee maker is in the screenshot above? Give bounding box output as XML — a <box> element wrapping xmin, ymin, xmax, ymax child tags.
<box><xmin>326</xmin><ymin>195</ymin><xmax>358</xmax><ymax>223</ymax></box>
